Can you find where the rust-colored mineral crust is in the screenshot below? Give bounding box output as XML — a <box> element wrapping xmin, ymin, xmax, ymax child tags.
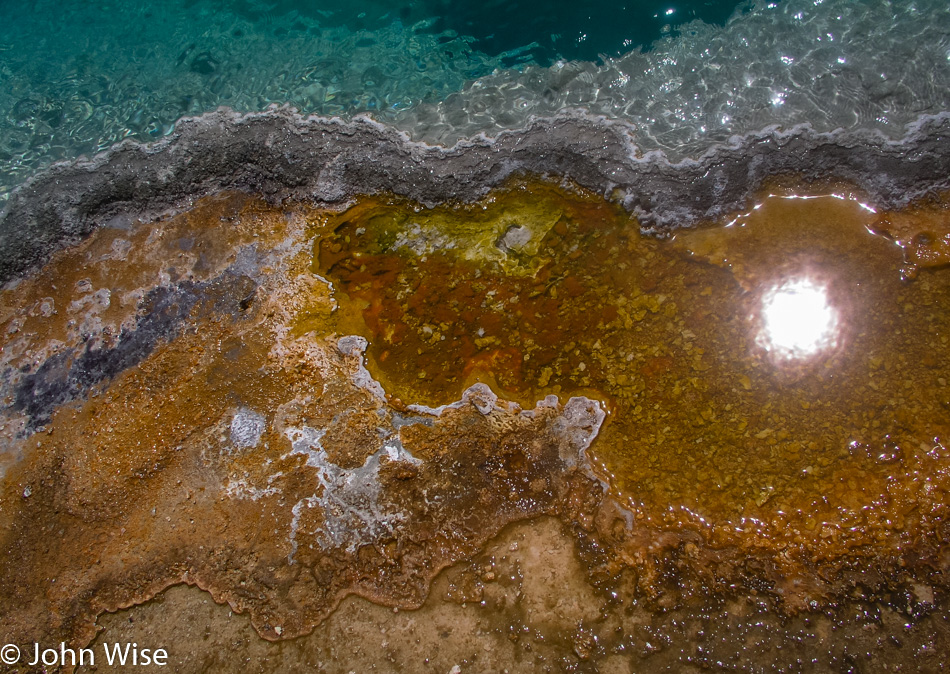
<box><xmin>0</xmin><ymin>181</ymin><xmax>949</xmax><ymax>659</ymax></box>
<box><xmin>0</xmin><ymin>191</ymin><xmax>610</xmax><ymax>654</ymax></box>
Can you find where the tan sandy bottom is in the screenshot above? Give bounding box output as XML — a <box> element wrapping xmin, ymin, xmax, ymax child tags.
<box><xmin>86</xmin><ymin>518</ymin><xmax>950</xmax><ymax>673</ymax></box>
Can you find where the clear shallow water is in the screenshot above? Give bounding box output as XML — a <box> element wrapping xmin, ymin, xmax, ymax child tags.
<box><xmin>0</xmin><ymin>0</ymin><xmax>949</xmax><ymax>205</ymax></box>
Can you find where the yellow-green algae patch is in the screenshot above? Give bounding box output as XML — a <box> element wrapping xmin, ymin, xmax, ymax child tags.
<box><xmin>309</xmin><ymin>181</ymin><xmax>639</xmax><ymax>407</ymax></box>
<box><xmin>314</xmin><ymin>180</ymin><xmax>950</xmax><ymax>590</ymax></box>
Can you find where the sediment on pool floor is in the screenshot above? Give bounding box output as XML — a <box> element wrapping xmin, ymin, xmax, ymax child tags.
<box><xmin>311</xmin><ymin>177</ymin><xmax>950</xmax><ymax>576</ymax></box>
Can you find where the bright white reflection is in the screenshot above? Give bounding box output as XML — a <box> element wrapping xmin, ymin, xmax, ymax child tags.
<box><xmin>758</xmin><ymin>278</ymin><xmax>838</xmax><ymax>359</ymax></box>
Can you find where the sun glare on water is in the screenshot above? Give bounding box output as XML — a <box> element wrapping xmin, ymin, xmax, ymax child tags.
<box><xmin>758</xmin><ymin>278</ymin><xmax>839</xmax><ymax>360</ymax></box>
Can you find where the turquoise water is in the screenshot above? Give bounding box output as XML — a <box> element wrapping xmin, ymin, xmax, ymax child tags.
<box><xmin>1</xmin><ymin>0</ymin><xmax>950</xmax><ymax>203</ymax></box>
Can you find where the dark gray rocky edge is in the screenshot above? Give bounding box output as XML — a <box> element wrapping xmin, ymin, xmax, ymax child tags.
<box><xmin>2</xmin><ymin>105</ymin><xmax>950</xmax><ymax>284</ymax></box>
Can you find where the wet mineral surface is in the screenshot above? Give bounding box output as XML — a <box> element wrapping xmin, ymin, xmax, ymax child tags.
<box><xmin>315</xmin><ymin>180</ymin><xmax>950</xmax><ymax>593</ymax></box>
<box><xmin>0</xmin><ymin>178</ymin><xmax>949</xmax><ymax>671</ymax></box>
